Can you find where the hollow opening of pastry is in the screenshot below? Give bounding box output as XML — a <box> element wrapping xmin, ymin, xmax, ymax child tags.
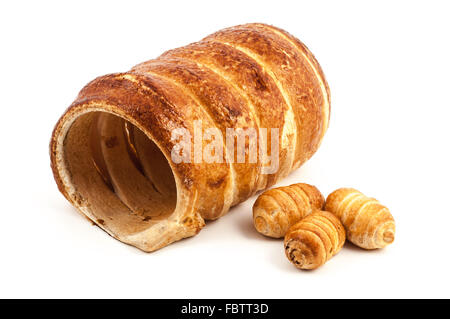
<box><xmin>62</xmin><ymin>111</ymin><xmax>177</xmax><ymax>236</ymax></box>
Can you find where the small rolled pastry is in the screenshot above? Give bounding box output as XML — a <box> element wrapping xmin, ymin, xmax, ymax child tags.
<box><xmin>253</xmin><ymin>183</ymin><xmax>324</xmax><ymax>238</ymax></box>
<box><xmin>284</xmin><ymin>210</ymin><xmax>345</xmax><ymax>270</ymax></box>
<box><xmin>325</xmin><ymin>188</ymin><xmax>395</xmax><ymax>249</ymax></box>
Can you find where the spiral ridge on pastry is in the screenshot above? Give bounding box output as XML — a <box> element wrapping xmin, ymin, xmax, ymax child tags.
<box><xmin>325</xmin><ymin>188</ymin><xmax>395</xmax><ymax>249</ymax></box>
<box><xmin>253</xmin><ymin>183</ymin><xmax>324</xmax><ymax>238</ymax></box>
<box><xmin>284</xmin><ymin>210</ymin><xmax>346</xmax><ymax>270</ymax></box>
<box><xmin>50</xmin><ymin>23</ymin><xmax>330</xmax><ymax>251</ymax></box>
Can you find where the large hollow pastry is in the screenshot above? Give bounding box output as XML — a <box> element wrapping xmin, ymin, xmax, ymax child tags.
<box><xmin>50</xmin><ymin>23</ymin><xmax>330</xmax><ymax>251</ymax></box>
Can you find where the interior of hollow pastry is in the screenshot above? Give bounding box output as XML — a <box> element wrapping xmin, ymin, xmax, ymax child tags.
<box><xmin>62</xmin><ymin>111</ymin><xmax>177</xmax><ymax>236</ymax></box>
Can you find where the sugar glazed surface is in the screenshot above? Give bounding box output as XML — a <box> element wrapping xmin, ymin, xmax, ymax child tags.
<box><xmin>50</xmin><ymin>23</ymin><xmax>330</xmax><ymax>251</ymax></box>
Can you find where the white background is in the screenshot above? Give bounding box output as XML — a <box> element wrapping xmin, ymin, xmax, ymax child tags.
<box><xmin>1</xmin><ymin>0</ymin><xmax>449</xmax><ymax>298</ymax></box>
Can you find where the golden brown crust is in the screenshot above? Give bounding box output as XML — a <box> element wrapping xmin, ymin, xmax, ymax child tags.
<box><xmin>284</xmin><ymin>210</ymin><xmax>345</xmax><ymax>270</ymax></box>
<box><xmin>252</xmin><ymin>183</ymin><xmax>324</xmax><ymax>238</ymax></box>
<box><xmin>255</xmin><ymin>23</ymin><xmax>331</xmax><ymax>112</ymax></box>
<box><xmin>152</xmin><ymin>40</ymin><xmax>291</xmax><ymax>188</ymax></box>
<box><xmin>203</xmin><ymin>24</ymin><xmax>329</xmax><ymax>167</ymax></box>
<box><xmin>325</xmin><ymin>188</ymin><xmax>395</xmax><ymax>249</ymax></box>
<box><xmin>132</xmin><ymin>57</ymin><xmax>259</xmax><ymax>205</ymax></box>
<box><xmin>50</xmin><ymin>23</ymin><xmax>330</xmax><ymax>251</ymax></box>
